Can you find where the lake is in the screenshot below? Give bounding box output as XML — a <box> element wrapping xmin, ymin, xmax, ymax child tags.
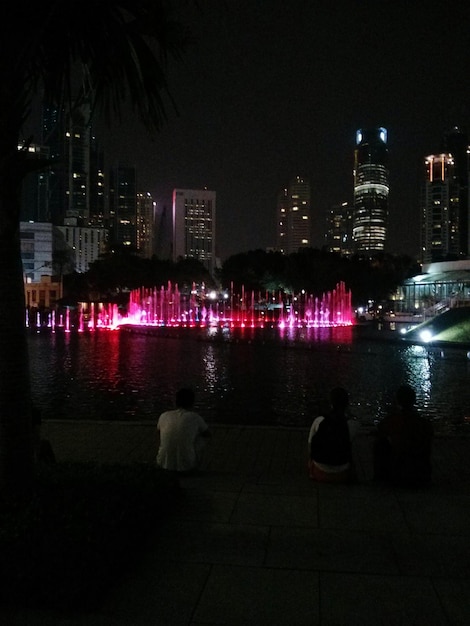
<box><xmin>28</xmin><ymin>324</ymin><xmax>470</xmax><ymax>435</ymax></box>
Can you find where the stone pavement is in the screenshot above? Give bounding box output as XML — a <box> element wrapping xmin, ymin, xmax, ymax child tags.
<box><xmin>3</xmin><ymin>420</ymin><xmax>470</xmax><ymax>625</ymax></box>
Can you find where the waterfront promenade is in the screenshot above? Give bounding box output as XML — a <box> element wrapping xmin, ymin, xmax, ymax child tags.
<box><xmin>3</xmin><ymin>420</ymin><xmax>470</xmax><ymax>625</ymax></box>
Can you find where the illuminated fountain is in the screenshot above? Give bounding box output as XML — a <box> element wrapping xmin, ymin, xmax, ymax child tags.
<box><xmin>121</xmin><ymin>280</ymin><xmax>353</xmax><ymax>329</ymax></box>
<box><xmin>26</xmin><ymin>281</ymin><xmax>353</xmax><ymax>332</ymax></box>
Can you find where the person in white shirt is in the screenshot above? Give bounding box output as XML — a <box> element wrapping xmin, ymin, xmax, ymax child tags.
<box><xmin>157</xmin><ymin>388</ymin><xmax>211</xmax><ymax>473</ymax></box>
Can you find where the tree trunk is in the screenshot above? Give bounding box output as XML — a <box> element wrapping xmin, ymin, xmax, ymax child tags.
<box><xmin>0</xmin><ymin>144</ymin><xmax>34</xmax><ymax>500</ymax></box>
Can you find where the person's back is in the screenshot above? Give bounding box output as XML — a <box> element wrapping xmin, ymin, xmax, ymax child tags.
<box><xmin>157</xmin><ymin>388</ymin><xmax>210</xmax><ymax>473</ymax></box>
<box><xmin>310</xmin><ymin>410</ymin><xmax>352</xmax><ymax>466</ymax></box>
<box><xmin>374</xmin><ymin>385</ymin><xmax>433</xmax><ymax>487</ymax></box>
<box><xmin>308</xmin><ymin>387</ymin><xmax>357</xmax><ymax>483</ymax></box>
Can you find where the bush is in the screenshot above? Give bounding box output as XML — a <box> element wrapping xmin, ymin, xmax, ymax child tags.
<box><xmin>0</xmin><ymin>462</ymin><xmax>180</xmax><ymax>612</ymax></box>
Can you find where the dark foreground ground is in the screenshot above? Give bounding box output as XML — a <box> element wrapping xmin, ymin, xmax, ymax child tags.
<box><xmin>2</xmin><ymin>420</ymin><xmax>470</xmax><ymax>625</ymax></box>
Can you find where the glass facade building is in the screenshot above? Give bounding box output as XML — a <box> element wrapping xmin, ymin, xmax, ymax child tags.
<box><xmin>353</xmin><ymin>128</ymin><xmax>389</xmax><ymax>252</ymax></box>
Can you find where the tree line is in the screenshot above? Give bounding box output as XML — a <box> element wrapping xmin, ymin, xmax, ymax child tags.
<box><xmin>63</xmin><ymin>247</ymin><xmax>421</xmax><ymax>308</ymax></box>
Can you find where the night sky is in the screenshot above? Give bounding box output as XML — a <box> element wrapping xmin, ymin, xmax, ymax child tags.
<box><xmin>100</xmin><ymin>1</ymin><xmax>470</xmax><ymax>262</ymax></box>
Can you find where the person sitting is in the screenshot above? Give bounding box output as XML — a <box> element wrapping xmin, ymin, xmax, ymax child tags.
<box><xmin>373</xmin><ymin>384</ymin><xmax>433</xmax><ymax>487</ymax></box>
<box><xmin>308</xmin><ymin>387</ymin><xmax>358</xmax><ymax>483</ymax></box>
<box><xmin>156</xmin><ymin>388</ymin><xmax>211</xmax><ymax>474</ymax></box>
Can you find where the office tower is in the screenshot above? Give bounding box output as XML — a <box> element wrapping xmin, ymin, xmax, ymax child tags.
<box><xmin>276</xmin><ymin>187</ymin><xmax>289</xmax><ymax>253</ymax></box>
<box><xmin>20</xmin><ymin>143</ymin><xmax>50</xmax><ymax>222</ymax></box>
<box><xmin>421</xmin><ymin>128</ymin><xmax>470</xmax><ymax>263</ymax></box>
<box><xmin>136</xmin><ymin>192</ymin><xmax>156</xmax><ymax>258</ymax></box>
<box><xmin>325</xmin><ymin>202</ymin><xmax>354</xmax><ymax>256</ymax></box>
<box><xmin>353</xmin><ymin>127</ymin><xmax>389</xmax><ymax>252</ymax></box>
<box><xmin>20</xmin><ymin>221</ymin><xmax>54</xmax><ymax>282</ymax></box>
<box><xmin>276</xmin><ymin>176</ymin><xmax>311</xmax><ymax>255</ymax></box>
<box><xmin>88</xmin><ymin>134</ymin><xmax>106</xmax><ymax>229</ymax></box>
<box><xmin>109</xmin><ymin>164</ymin><xmax>137</xmax><ymax>248</ymax></box>
<box><xmin>42</xmin><ymin>103</ymin><xmax>92</xmax><ymax>225</ymax></box>
<box><xmin>172</xmin><ymin>188</ymin><xmax>216</xmax><ymax>275</ymax></box>
<box><xmin>57</xmin><ymin>222</ymin><xmax>108</xmax><ymax>273</ymax></box>
<box><xmin>441</xmin><ymin>126</ymin><xmax>470</xmax><ymax>257</ymax></box>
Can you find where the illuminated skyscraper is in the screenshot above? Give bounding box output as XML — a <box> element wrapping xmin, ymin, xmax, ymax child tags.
<box><xmin>173</xmin><ymin>188</ymin><xmax>216</xmax><ymax>275</ymax></box>
<box><xmin>276</xmin><ymin>176</ymin><xmax>311</xmax><ymax>255</ymax></box>
<box><xmin>136</xmin><ymin>192</ymin><xmax>156</xmax><ymax>258</ymax></box>
<box><xmin>353</xmin><ymin>128</ymin><xmax>389</xmax><ymax>252</ymax></box>
<box><xmin>325</xmin><ymin>202</ymin><xmax>354</xmax><ymax>257</ymax></box>
<box><xmin>276</xmin><ymin>187</ymin><xmax>289</xmax><ymax>253</ymax></box>
<box><xmin>109</xmin><ymin>164</ymin><xmax>137</xmax><ymax>248</ymax></box>
<box><xmin>421</xmin><ymin>128</ymin><xmax>470</xmax><ymax>263</ymax></box>
<box><xmin>441</xmin><ymin>126</ymin><xmax>470</xmax><ymax>258</ymax></box>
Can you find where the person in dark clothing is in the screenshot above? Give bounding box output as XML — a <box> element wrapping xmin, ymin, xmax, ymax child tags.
<box><xmin>308</xmin><ymin>387</ymin><xmax>358</xmax><ymax>483</ymax></box>
<box><xmin>373</xmin><ymin>384</ymin><xmax>433</xmax><ymax>487</ymax></box>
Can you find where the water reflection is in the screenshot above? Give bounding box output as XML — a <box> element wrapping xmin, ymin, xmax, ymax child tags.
<box><xmin>27</xmin><ymin>329</ymin><xmax>470</xmax><ymax>434</ymax></box>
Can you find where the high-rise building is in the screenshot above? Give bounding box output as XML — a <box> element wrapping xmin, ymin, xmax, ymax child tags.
<box><xmin>20</xmin><ymin>143</ymin><xmax>50</xmax><ymax>222</ymax></box>
<box><xmin>276</xmin><ymin>187</ymin><xmax>289</xmax><ymax>254</ymax></box>
<box><xmin>88</xmin><ymin>134</ymin><xmax>106</xmax><ymax>229</ymax></box>
<box><xmin>421</xmin><ymin>128</ymin><xmax>470</xmax><ymax>263</ymax></box>
<box><xmin>353</xmin><ymin>127</ymin><xmax>389</xmax><ymax>253</ymax></box>
<box><xmin>57</xmin><ymin>221</ymin><xmax>108</xmax><ymax>273</ymax></box>
<box><xmin>109</xmin><ymin>164</ymin><xmax>137</xmax><ymax>249</ymax></box>
<box><xmin>172</xmin><ymin>188</ymin><xmax>216</xmax><ymax>275</ymax></box>
<box><xmin>325</xmin><ymin>202</ymin><xmax>354</xmax><ymax>256</ymax></box>
<box><xmin>276</xmin><ymin>176</ymin><xmax>311</xmax><ymax>255</ymax></box>
<box><xmin>136</xmin><ymin>192</ymin><xmax>156</xmax><ymax>258</ymax></box>
<box><xmin>42</xmin><ymin>103</ymin><xmax>92</xmax><ymax>225</ymax></box>
<box><xmin>441</xmin><ymin>126</ymin><xmax>470</xmax><ymax>257</ymax></box>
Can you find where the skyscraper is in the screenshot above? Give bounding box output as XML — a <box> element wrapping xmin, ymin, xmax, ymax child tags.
<box><xmin>421</xmin><ymin>127</ymin><xmax>470</xmax><ymax>263</ymax></box>
<box><xmin>136</xmin><ymin>192</ymin><xmax>156</xmax><ymax>258</ymax></box>
<box><xmin>353</xmin><ymin>128</ymin><xmax>389</xmax><ymax>253</ymax></box>
<box><xmin>275</xmin><ymin>187</ymin><xmax>289</xmax><ymax>254</ymax></box>
<box><xmin>441</xmin><ymin>126</ymin><xmax>470</xmax><ymax>257</ymax></box>
<box><xmin>109</xmin><ymin>164</ymin><xmax>137</xmax><ymax>248</ymax></box>
<box><xmin>172</xmin><ymin>188</ymin><xmax>216</xmax><ymax>275</ymax></box>
<box><xmin>276</xmin><ymin>176</ymin><xmax>311</xmax><ymax>255</ymax></box>
<box><xmin>42</xmin><ymin>103</ymin><xmax>92</xmax><ymax>225</ymax></box>
<box><xmin>325</xmin><ymin>202</ymin><xmax>354</xmax><ymax>257</ymax></box>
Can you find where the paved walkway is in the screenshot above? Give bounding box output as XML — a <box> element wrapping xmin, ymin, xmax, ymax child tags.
<box><xmin>3</xmin><ymin>421</ymin><xmax>470</xmax><ymax>625</ymax></box>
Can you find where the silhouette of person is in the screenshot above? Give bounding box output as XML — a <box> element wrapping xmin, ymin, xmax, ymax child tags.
<box><xmin>373</xmin><ymin>384</ymin><xmax>433</xmax><ymax>487</ymax></box>
<box><xmin>156</xmin><ymin>388</ymin><xmax>211</xmax><ymax>473</ymax></box>
<box><xmin>308</xmin><ymin>387</ymin><xmax>358</xmax><ymax>483</ymax></box>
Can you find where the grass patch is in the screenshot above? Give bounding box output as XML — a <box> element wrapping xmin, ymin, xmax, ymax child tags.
<box><xmin>0</xmin><ymin>461</ymin><xmax>180</xmax><ymax>612</ymax></box>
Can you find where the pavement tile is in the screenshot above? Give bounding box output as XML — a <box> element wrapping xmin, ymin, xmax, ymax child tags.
<box><xmin>319</xmin><ymin>571</ymin><xmax>449</xmax><ymax>626</ymax></box>
<box><xmin>180</xmin><ymin>471</ymin><xmax>247</xmax><ymax>493</ymax></box>
<box><xmin>391</xmin><ymin>532</ymin><xmax>470</xmax><ymax>577</ymax></box>
<box><xmin>394</xmin><ymin>492</ymin><xmax>470</xmax><ymax>535</ymax></box>
<box><xmin>193</xmin><ymin>565</ymin><xmax>320</xmax><ymax>626</ymax></box>
<box><xmin>433</xmin><ymin>578</ymin><xmax>470</xmax><ymax>625</ymax></box>
<box><xmin>101</xmin><ymin>560</ymin><xmax>212</xmax><ymax>626</ymax></box>
<box><xmin>242</xmin><ymin>472</ymin><xmax>316</xmax><ymax>495</ymax></box>
<box><xmin>318</xmin><ymin>488</ymin><xmax>409</xmax><ymax>532</ymax></box>
<box><xmin>151</xmin><ymin>519</ymin><xmax>270</xmax><ymax>566</ymax></box>
<box><xmin>174</xmin><ymin>487</ymin><xmax>239</xmax><ymax>523</ymax></box>
<box><xmin>266</xmin><ymin>526</ymin><xmax>399</xmax><ymax>574</ymax></box>
<box><xmin>230</xmin><ymin>492</ymin><xmax>318</xmax><ymax>527</ymax></box>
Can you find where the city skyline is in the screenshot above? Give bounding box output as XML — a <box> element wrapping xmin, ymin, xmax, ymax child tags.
<box><xmin>96</xmin><ymin>1</ymin><xmax>470</xmax><ymax>262</ymax></box>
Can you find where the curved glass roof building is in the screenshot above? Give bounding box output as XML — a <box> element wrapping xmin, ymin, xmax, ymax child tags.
<box><xmin>353</xmin><ymin>127</ymin><xmax>389</xmax><ymax>252</ymax></box>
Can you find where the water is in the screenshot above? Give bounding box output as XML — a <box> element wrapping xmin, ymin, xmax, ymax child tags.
<box><xmin>27</xmin><ymin>325</ymin><xmax>470</xmax><ymax>434</ymax></box>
